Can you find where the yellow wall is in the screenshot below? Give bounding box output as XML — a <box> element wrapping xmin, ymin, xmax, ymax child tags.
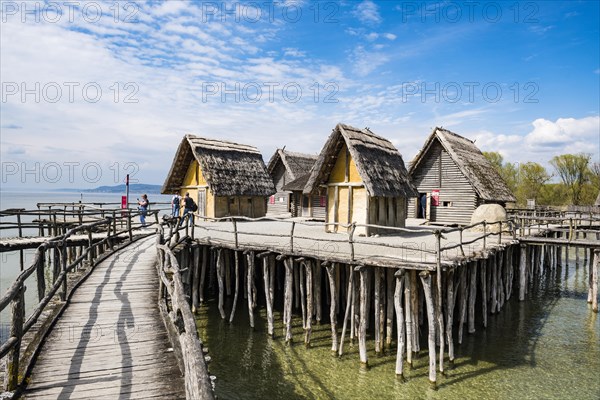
<box><xmin>179</xmin><ymin>160</ymin><xmax>213</xmax><ymax>218</ymax></box>
<box><xmin>329</xmin><ymin>146</ymin><xmax>362</xmax><ymax>184</ymax></box>
<box><xmin>337</xmin><ymin>187</ymin><xmax>349</xmax><ymax>225</ymax></box>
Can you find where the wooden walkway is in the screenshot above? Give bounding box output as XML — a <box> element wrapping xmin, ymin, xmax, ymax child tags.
<box><xmin>22</xmin><ymin>236</ymin><xmax>186</xmax><ymax>399</ymax></box>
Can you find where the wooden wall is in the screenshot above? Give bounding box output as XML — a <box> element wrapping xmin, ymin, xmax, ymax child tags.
<box><xmin>408</xmin><ymin>141</ymin><xmax>478</xmax><ymax>225</ymax></box>
<box><xmin>215</xmin><ymin>196</ymin><xmax>267</xmax><ymax>218</ymax></box>
<box><xmin>267</xmin><ymin>161</ymin><xmax>290</xmax><ymax>216</ymax></box>
<box><xmin>179</xmin><ymin>160</ymin><xmax>214</xmax><ymax>218</ymax></box>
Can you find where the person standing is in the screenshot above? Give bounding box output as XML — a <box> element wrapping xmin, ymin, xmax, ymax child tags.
<box><xmin>182</xmin><ymin>192</ymin><xmax>195</xmax><ymax>225</ymax></box>
<box><xmin>171</xmin><ymin>193</ymin><xmax>182</xmax><ymax>217</ymax></box>
<box><xmin>138</xmin><ymin>194</ymin><xmax>149</xmax><ymax>227</ymax></box>
<box><xmin>420</xmin><ymin>193</ymin><xmax>427</xmax><ymax>219</ymax></box>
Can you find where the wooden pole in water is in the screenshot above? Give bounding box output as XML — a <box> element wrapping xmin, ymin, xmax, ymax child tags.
<box><xmin>339</xmin><ymin>266</ymin><xmax>354</xmax><ymax>356</ymax></box>
<box><xmin>480</xmin><ymin>259</ymin><xmax>487</xmax><ymax>328</ymax></box>
<box><xmin>199</xmin><ymin>246</ymin><xmax>208</xmax><ymax>304</ymax></box>
<box><xmin>468</xmin><ymin>261</ymin><xmax>477</xmax><ymax>334</ymax></box>
<box><xmin>326</xmin><ymin>263</ymin><xmax>338</xmax><ymax>353</ymax></box>
<box><xmin>216</xmin><ymin>249</ymin><xmax>225</xmax><ymax>319</ymax></box>
<box><xmin>358</xmin><ymin>266</ymin><xmax>368</xmax><ymax>366</ymax></box>
<box><xmin>229</xmin><ymin>251</ymin><xmax>240</xmax><ymax>323</ymax></box>
<box><xmin>374</xmin><ymin>267</ymin><xmax>382</xmax><ymax>354</ymax></box>
<box><xmin>305</xmin><ymin>261</ymin><xmax>313</xmax><ymax>346</ymax></box>
<box><xmin>490</xmin><ymin>254</ymin><xmax>497</xmax><ymax>314</ymax></box>
<box><xmin>192</xmin><ymin>246</ymin><xmax>200</xmax><ymax>313</ymax></box>
<box><xmin>263</xmin><ymin>255</ymin><xmax>274</xmax><ymax>337</ymax></box>
<box><xmin>386</xmin><ymin>268</ymin><xmax>395</xmax><ymax>348</ymax></box>
<box><xmin>592</xmin><ymin>250</ymin><xmax>599</xmax><ymax>313</ymax></box>
<box><xmin>458</xmin><ymin>263</ymin><xmax>468</xmax><ymax>343</ymax></box>
<box><xmin>394</xmin><ymin>269</ymin><xmax>406</xmax><ymax>377</ymax></box>
<box><xmin>519</xmin><ymin>244</ymin><xmax>527</xmax><ymax>301</ymax></box>
<box><xmin>446</xmin><ymin>269</ymin><xmax>456</xmax><ymax>364</ymax></box>
<box><xmin>419</xmin><ymin>271</ymin><xmax>437</xmax><ymax>387</ymax></box>
<box><xmin>246</xmin><ymin>251</ymin><xmax>255</xmax><ymax>328</ymax></box>
<box><xmin>284</xmin><ymin>257</ymin><xmax>293</xmax><ymax>342</ymax></box>
<box><xmin>404</xmin><ymin>270</ymin><xmax>413</xmax><ymax>366</ymax></box>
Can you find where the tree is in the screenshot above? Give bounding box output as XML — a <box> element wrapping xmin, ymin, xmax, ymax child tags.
<box><xmin>483</xmin><ymin>151</ymin><xmax>518</xmax><ymax>194</ymax></box>
<box><xmin>550</xmin><ymin>154</ymin><xmax>591</xmax><ymax>205</ymax></box>
<box><xmin>517</xmin><ymin>162</ymin><xmax>551</xmax><ymax>203</ymax></box>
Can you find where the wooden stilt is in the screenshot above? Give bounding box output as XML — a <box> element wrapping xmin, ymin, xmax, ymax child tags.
<box><xmin>352</xmin><ymin>266</ymin><xmax>359</xmax><ymax>344</ymax></box>
<box><xmin>468</xmin><ymin>261</ymin><xmax>477</xmax><ymax>334</ymax></box>
<box><xmin>519</xmin><ymin>244</ymin><xmax>527</xmax><ymax>301</ymax></box>
<box><xmin>374</xmin><ymin>267</ymin><xmax>382</xmax><ymax>354</ymax></box>
<box><xmin>490</xmin><ymin>255</ymin><xmax>497</xmax><ymax>314</ymax></box>
<box><xmin>299</xmin><ymin>263</ymin><xmax>306</xmax><ymax>329</ymax></box>
<box><xmin>358</xmin><ymin>267</ymin><xmax>368</xmax><ymax>366</ymax></box>
<box><xmin>386</xmin><ymin>268</ymin><xmax>395</xmax><ymax>348</ymax></box>
<box><xmin>394</xmin><ymin>269</ymin><xmax>406</xmax><ymax>377</ymax></box>
<box><xmin>326</xmin><ymin>263</ymin><xmax>338</xmax><ymax>353</ymax></box>
<box><xmin>458</xmin><ymin>264</ymin><xmax>468</xmax><ymax>344</ymax></box>
<box><xmin>229</xmin><ymin>251</ymin><xmax>240</xmax><ymax>323</ymax></box>
<box><xmin>199</xmin><ymin>246</ymin><xmax>207</xmax><ymax>303</ymax></box>
<box><xmin>480</xmin><ymin>259</ymin><xmax>487</xmax><ymax>328</ymax></box>
<box><xmin>225</xmin><ymin>250</ymin><xmax>231</xmax><ymax>296</ymax></box>
<box><xmin>314</xmin><ymin>263</ymin><xmax>322</xmax><ymax>324</ymax></box>
<box><xmin>284</xmin><ymin>258</ymin><xmax>293</xmax><ymax>342</ymax></box>
<box><xmin>404</xmin><ymin>270</ymin><xmax>413</xmax><ymax>366</ymax></box>
<box><xmin>339</xmin><ymin>266</ymin><xmax>354</xmax><ymax>356</ymax></box>
<box><xmin>246</xmin><ymin>251</ymin><xmax>255</xmax><ymax>328</ymax></box>
<box><xmin>419</xmin><ymin>271</ymin><xmax>436</xmax><ymax>387</ymax></box>
<box><xmin>593</xmin><ymin>250</ymin><xmax>599</xmax><ymax>313</ymax></box>
<box><xmin>305</xmin><ymin>261</ymin><xmax>313</xmax><ymax>346</ymax></box>
<box><xmin>294</xmin><ymin>265</ymin><xmax>300</xmax><ymax>309</ymax></box>
<box><xmin>410</xmin><ymin>270</ymin><xmax>420</xmax><ymax>353</ymax></box>
<box><xmin>217</xmin><ymin>249</ymin><xmax>226</xmax><ymax>319</ymax></box>
<box><xmin>263</xmin><ymin>256</ymin><xmax>274</xmax><ymax>337</ymax></box>
<box><xmin>191</xmin><ymin>246</ymin><xmax>200</xmax><ymax>313</ymax></box>
<box><xmin>446</xmin><ymin>269</ymin><xmax>456</xmax><ymax>364</ymax></box>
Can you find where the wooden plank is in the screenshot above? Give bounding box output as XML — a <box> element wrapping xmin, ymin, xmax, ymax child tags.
<box><xmin>23</xmin><ymin>236</ymin><xmax>186</xmax><ymax>398</ymax></box>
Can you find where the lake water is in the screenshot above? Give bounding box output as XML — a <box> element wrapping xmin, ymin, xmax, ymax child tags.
<box><xmin>197</xmin><ymin>252</ymin><xmax>600</xmax><ymax>399</ymax></box>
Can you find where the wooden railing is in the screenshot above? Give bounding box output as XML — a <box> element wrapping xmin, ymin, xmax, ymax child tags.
<box><xmin>156</xmin><ymin>215</ymin><xmax>214</xmax><ymax>400</ymax></box>
<box><xmin>0</xmin><ymin>210</ymin><xmax>157</xmax><ymax>392</ymax></box>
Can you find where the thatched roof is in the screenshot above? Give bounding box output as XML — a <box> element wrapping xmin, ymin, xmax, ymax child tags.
<box><xmin>282</xmin><ymin>173</ymin><xmax>310</xmax><ymax>192</ymax></box>
<box><xmin>161</xmin><ymin>135</ymin><xmax>276</xmax><ymax>196</ymax></box>
<box><xmin>303</xmin><ymin>123</ymin><xmax>417</xmax><ymax>197</ymax></box>
<box><xmin>267</xmin><ymin>149</ymin><xmax>317</xmax><ymax>181</ymax></box>
<box><xmin>409</xmin><ymin>127</ymin><xmax>516</xmax><ymax>202</ymax></box>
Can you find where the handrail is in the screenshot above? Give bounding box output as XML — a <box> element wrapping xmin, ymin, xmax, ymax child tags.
<box><xmin>156</xmin><ymin>219</ymin><xmax>214</xmax><ymax>400</ymax></box>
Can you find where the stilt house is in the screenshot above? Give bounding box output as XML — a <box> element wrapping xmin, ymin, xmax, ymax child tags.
<box><xmin>407</xmin><ymin>127</ymin><xmax>516</xmax><ymax>225</ymax></box>
<box><xmin>161</xmin><ymin>135</ymin><xmax>276</xmax><ymax>219</ymax></box>
<box><xmin>266</xmin><ymin>149</ymin><xmax>319</xmax><ymax>217</ymax></box>
<box><xmin>282</xmin><ymin>173</ymin><xmax>327</xmax><ymax>220</ymax></box>
<box><xmin>304</xmin><ymin>123</ymin><xmax>417</xmax><ymax>235</ymax></box>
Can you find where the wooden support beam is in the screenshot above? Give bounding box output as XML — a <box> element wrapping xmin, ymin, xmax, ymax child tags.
<box><xmin>229</xmin><ymin>251</ymin><xmax>240</xmax><ymax>323</ymax></box>
<box><xmin>468</xmin><ymin>261</ymin><xmax>477</xmax><ymax>334</ymax></box>
<box><xmin>394</xmin><ymin>269</ymin><xmax>406</xmax><ymax>378</ymax></box>
<box><xmin>305</xmin><ymin>261</ymin><xmax>313</xmax><ymax>346</ymax></box>
<box><xmin>246</xmin><ymin>251</ymin><xmax>255</xmax><ymax>328</ymax></box>
<box><xmin>263</xmin><ymin>255</ymin><xmax>274</xmax><ymax>336</ymax></box>
<box><xmin>284</xmin><ymin>257</ymin><xmax>294</xmax><ymax>342</ymax></box>
<box><xmin>404</xmin><ymin>270</ymin><xmax>413</xmax><ymax>366</ymax></box>
<box><xmin>326</xmin><ymin>263</ymin><xmax>338</xmax><ymax>353</ymax></box>
<box><xmin>358</xmin><ymin>267</ymin><xmax>368</xmax><ymax>366</ymax></box>
<box><xmin>519</xmin><ymin>244</ymin><xmax>527</xmax><ymax>301</ymax></box>
<box><xmin>419</xmin><ymin>271</ymin><xmax>436</xmax><ymax>387</ymax></box>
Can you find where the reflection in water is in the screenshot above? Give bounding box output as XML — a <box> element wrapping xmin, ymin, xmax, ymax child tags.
<box><xmin>197</xmin><ymin>254</ymin><xmax>599</xmax><ymax>399</ymax></box>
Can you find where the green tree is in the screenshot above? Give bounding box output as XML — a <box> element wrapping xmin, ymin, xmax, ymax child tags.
<box><xmin>483</xmin><ymin>151</ymin><xmax>518</xmax><ymax>194</ymax></box>
<box><xmin>516</xmin><ymin>162</ymin><xmax>552</xmax><ymax>204</ymax></box>
<box><xmin>550</xmin><ymin>153</ymin><xmax>591</xmax><ymax>205</ymax></box>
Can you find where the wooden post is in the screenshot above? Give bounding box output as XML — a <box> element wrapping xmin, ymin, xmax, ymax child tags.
<box><xmin>4</xmin><ymin>286</ymin><xmax>25</xmax><ymax>391</ymax></box>
<box><xmin>216</xmin><ymin>249</ymin><xmax>225</xmax><ymax>319</ymax></box>
<box><xmin>284</xmin><ymin>257</ymin><xmax>293</xmax><ymax>342</ymax></box>
<box><xmin>358</xmin><ymin>267</ymin><xmax>368</xmax><ymax>366</ymax></box>
<box><xmin>191</xmin><ymin>246</ymin><xmax>200</xmax><ymax>313</ymax></box>
<box><xmin>519</xmin><ymin>244</ymin><xmax>527</xmax><ymax>301</ymax></box>
<box><xmin>290</xmin><ymin>221</ymin><xmax>296</xmax><ymax>254</ymax></box>
<box><xmin>199</xmin><ymin>247</ymin><xmax>208</xmax><ymax>304</ymax></box>
<box><xmin>263</xmin><ymin>256</ymin><xmax>274</xmax><ymax>336</ymax></box>
<box><xmin>490</xmin><ymin>254</ymin><xmax>497</xmax><ymax>314</ymax></box>
<box><xmin>339</xmin><ymin>265</ymin><xmax>354</xmax><ymax>356</ymax></box>
<box><xmin>593</xmin><ymin>250</ymin><xmax>599</xmax><ymax>313</ymax></box>
<box><xmin>404</xmin><ymin>270</ymin><xmax>413</xmax><ymax>366</ymax></box>
<box><xmin>246</xmin><ymin>251</ymin><xmax>256</xmax><ymax>328</ymax></box>
<box><xmin>419</xmin><ymin>271</ymin><xmax>436</xmax><ymax>387</ymax></box>
<box><xmin>232</xmin><ymin>218</ymin><xmax>239</xmax><ymax>249</ymax></box>
<box><xmin>394</xmin><ymin>269</ymin><xmax>406</xmax><ymax>377</ymax></box>
<box><xmin>386</xmin><ymin>268</ymin><xmax>395</xmax><ymax>348</ymax></box>
<box><xmin>127</xmin><ymin>210</ymin><xmax>133</xmax><ymax>241</ymax></box>
<box><xmin>314</xmin><ymin>262</ymin><xmax>322</xmax><ymax>324</ymax></box>
<box><xmin>305</xmin><ymin>261</ymin><xmax>313</xmax><ymax>346</ymax></box>
<box><xmin>299</xmin><ymin>262</ymin><xmax>306</xmax><ymax>329</ymax></box>
<box><xmin>349</xmin><ymin>223</ymin><xmax>356</xmax><ymax>261</ymax></box>
<box><xmin>326</xmin><ymin>263</ymin><xmax>338</xmax><ymax>353</ymax></box>
<box><xmin>468</xmin><ymin>261</ymin><xmax>477</xmax><ymax>334</ymax></box>
<box><xmin>374</xmin><ymin>267</ymin><xmax>382</xmax><ymax>354</ymax></box>
<box><xmin>435</xmin><ymin>232</ymin><xmax>445</xmax><ymax>373</ymax></box>
<box><xmin>229</xmin><ymin>251</ymin><xmax>240</xmax><ymax>323</ymax></box>
<box><xmin>60</xmin><ymin>241</ymin><xmax>67</xmax><ymax>301</ymax></box>
<box><xmin>458</xmin><ymin>263</ymin><xmax>468</xmax><ymax>343</ymax></box>
<box><xmin>446</xmin><ymin>269</ymin><xmax>455</xmax><ymax>364</ymax></box>
<box><xmin>36</xmin><ymin>249</ymin><xmax>46</xmax><ymax>301</ymax></box>
<box><xmin>480</xmin><ymin>258</ymin><xmax>487</xmax><ymax>328</ymax></box>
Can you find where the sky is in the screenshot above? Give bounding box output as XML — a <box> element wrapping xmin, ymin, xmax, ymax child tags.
<box><xmin>1</xmin><ymin>0</ymin><xmax>599</xmax><ymax>189</ymax></box>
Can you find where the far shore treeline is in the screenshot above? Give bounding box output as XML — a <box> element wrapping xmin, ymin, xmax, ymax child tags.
<box><xmin>483</xmin><ymin>152</ymin><xmax>599</xmax><ymax>206</ymax></box>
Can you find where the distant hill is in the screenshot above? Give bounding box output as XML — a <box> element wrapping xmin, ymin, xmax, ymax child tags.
<box><xmin>60</xmin><ymin>184</ymin><xmax>162</xmax><ymax>194</ymax></box>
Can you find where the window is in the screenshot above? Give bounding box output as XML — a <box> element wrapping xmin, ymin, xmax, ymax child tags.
<box><xmin>442</xmin><ymin>201</ymin><xmax>452</xmax><ymax>207</ymax></box>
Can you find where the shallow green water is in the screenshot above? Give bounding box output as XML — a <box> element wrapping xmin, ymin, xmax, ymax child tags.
<box><xmin>196</xmin><ymin>252</ymin><xmax>600</xmax><ymax>400</ymax></box>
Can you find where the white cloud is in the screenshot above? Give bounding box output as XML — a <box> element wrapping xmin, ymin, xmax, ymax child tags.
<box><xmin>383</xmin><ymin>33</ymin><xmax>397</xmax><ymax>40</ymax></box>
<box><xmin>353</xmin><ymin>0</ymin><xmax>382</xmax><ymax>25</ymax></box>
<box><xmin>365</xmin><ymin>32</ymin><xmax>379</xmax><ymax>41</ymax></box>
<box><xmin>349</xmin><ymin>46</ymin><xmax>388</xmax><ymax>76</ymax></box>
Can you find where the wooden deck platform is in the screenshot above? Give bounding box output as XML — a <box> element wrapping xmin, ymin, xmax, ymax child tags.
<box><xmin>22</xmin><ymin>236</ymin><xmax>185</xmax><ymax>399</ymax></box>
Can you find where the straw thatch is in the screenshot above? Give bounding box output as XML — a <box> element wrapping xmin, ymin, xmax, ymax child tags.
<box><xmin>409</xmin><ymin>127</ymin><xmax>516</xmax><ymax>202</ymax></box>
<box><xmin>282</xmin><ymin>173</ymin><xmax>310</xmax><ymax>192</ymax></box>
<box><xmin>267</xmin><ymin>149</ymin><xmax>317</xmax><ymax>182</ymax></box>
<box><xmin>303</xmin><ymin>123</ymin><xmax>417</xmax><ymax>197</ymax></box>
<box><xmin>161</xmin><ymin>135</ymin><xmax>276</xmax><ymax>196</ymax></box>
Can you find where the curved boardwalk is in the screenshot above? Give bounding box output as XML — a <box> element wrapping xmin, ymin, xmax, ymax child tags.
<box><xmin>23</xmin><ymin>236</ymin><xmax>185</xmax><ymax>399</ymax></box>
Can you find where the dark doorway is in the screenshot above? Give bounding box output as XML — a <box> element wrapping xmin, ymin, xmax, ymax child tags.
<box><xmin>418</xmin><ymin>193</ymin><xmax>427</xmax><ymax>219</ymax></box>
